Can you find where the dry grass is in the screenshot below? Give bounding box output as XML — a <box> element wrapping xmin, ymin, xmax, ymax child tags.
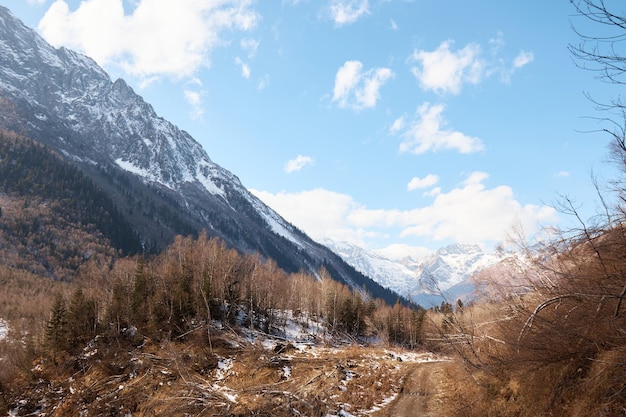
<box><xmin>2</xmin><ymin>323</ymin><xmax>430</xmax><ymax>416</ymax></box>
<box><xmin>420</xmin><ymin>292</ymin><xmax>626</xmax><ymax>417</ymax></box>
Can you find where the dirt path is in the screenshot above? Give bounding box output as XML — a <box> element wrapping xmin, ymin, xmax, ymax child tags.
<box><xmin>375</xmin><ymin>361</ymin><xmax>447</xmax><ymax>417</ymax></box>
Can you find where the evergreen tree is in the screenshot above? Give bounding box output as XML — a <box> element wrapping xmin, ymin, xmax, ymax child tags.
<box><xmin>45</xmin><ymin>293</ymin><xmax>68</xmax><ymax>362</ymax></box>
<box><xmin>67</xmin><ymin>287</ymin><xmax>98</xmax><ymax>349</ymax></box>
<box><xmin>131</xmin><ymin>256</ymin><xmax>150</xmax><ymax>327</ymax></box>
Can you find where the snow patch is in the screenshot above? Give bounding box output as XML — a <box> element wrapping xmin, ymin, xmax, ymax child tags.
<box><xmin>196</xmin><ymin>164</ymin><xmax>226</xmax><ymax>197</ymax></box>
<box><xmin>215</xmin><ymin>357</ymin><xmax>233</xmax><ymax>380</ymax></box>
<box><xmin>249</xmin><ymin>197</ymin><xmax>304</xmax><ymax>249</ymax></box>
<box><xmin>115</xmin><ymin>158</ymin><xmax>160</xmax><ymax>184</ymax></box>
<box><xmin>0</xmin><ymin>319</ymin><xmax>8</xmax><ymax>341</ymax></box>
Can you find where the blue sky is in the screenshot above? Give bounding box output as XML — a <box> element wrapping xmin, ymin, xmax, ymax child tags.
<box><xmin>8</xmin><ymin>0</ymin><xmax>621</xmax><ymax>259</ymax></box>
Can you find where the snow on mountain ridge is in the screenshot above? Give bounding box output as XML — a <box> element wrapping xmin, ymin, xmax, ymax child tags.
<box><xmin>0</xmin><ymin>8</ymin><xmax>257</xmax><ymax>207</ymax></box>
<box><xmin>0</xmin><ymin>4</ymin><xmax>317</xmax><ymax>261</ymax></box>
<box><xmin>323</xmin><ymin>239</ymin><xmax>423</xmax><ymax>300</ymax></box>
<box><xmin>325</xmin><ymin>239</ymin><xmax>518</xmax><ymax>306</ymax></box>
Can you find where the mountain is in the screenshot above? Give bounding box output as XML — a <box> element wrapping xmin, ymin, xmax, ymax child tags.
<box><xmin>324</xmin><ymin>240</ymin><xmax>518</xmax><ymax>307</ymax></box>
<box><xmin>412</xmin><ymin>243</ymin><xmax>517</xmax><ymax>306</ymax></box>
<box><xmin>322</xmin><ymin>240</ymin><xmax>420</xmax><ymax>299</ymax></box>
<box><xmin>0</xmin><ymin>6</ymin><xmax>402</xmax><ymax>304</ymax></box>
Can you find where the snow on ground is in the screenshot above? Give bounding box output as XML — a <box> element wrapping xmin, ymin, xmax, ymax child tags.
<box><xmin>205</xmin><ymin>311</ymin><xmax>449</xmax><ymax>416</ymax></box>
<box><xmin>213</xmin><ymin>356</ymin><xmax>238</xmax><ymax>403</ymax></box>
<box><xmin>0</xmin><ymin>319</ymin><xmax>8</xmax><ymax>341</ymax></box>
<box><xmin>215</xmin><ymin>357</ymin><xmax>233</xmax><ymax>380</ymax></box>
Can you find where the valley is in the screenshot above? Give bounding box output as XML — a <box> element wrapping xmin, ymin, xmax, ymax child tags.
<box><xmin>0</xmin><ymin>3</ymin><xmax>624</xmax><ymax>416</ymax></box>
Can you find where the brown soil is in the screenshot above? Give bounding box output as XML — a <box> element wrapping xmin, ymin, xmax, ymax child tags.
<box><xmin>375</xmin><ymin>361</ymin><xmax>447</xmax><ymax>417</ymax></box>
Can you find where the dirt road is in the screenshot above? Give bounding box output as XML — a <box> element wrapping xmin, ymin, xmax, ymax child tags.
<box><xmin>375</xmin><ymin>361</ymin><xmax>447</xmax><ymax>417</ymax></box>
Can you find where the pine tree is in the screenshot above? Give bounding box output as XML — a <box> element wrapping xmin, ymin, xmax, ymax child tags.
<box><xmin>131</xmin><ymin>256</ymin><xmax>149</xmax><ymax>327</ymax></box>
<box><xmin>45</xmin><ymin>293</ymin><xmax>68</xmax><ymax>362</ymax></box>
<box><xmin>67</xmin><ymin>287</ymin><xmax>98</xmax><ymax>349</ymax></box>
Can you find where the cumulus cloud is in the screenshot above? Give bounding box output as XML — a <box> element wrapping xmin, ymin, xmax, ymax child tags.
<box><xmin>407</xmin><ymin>174</ymin><xmax>440</xmax><ymax>191</ymax></box>
<box><xmin>410</xmin><ymin>38</ymin><xmax>534</xmax><ymax>94</ymax></box>
<box><xmin>252</xmin><ymin>172</ymin><xmax>558</xmax><ymax>252</ymax></box>
<box><xmin>394</xmin><ymin>103</ymin><xmax>484</xmax><ymax>154</ymax></box>
<box><xmin>332</xmin><ymin>60</ymin><xmax>393</xmax><ymax>110</ymax></box>
<box><xmin>327</xmin><ymin>0</ymin><xmax>370</xmax><ymax>26</ymax></box>
<box><xmin>398</xmin><ymin>172</ymin><xmax>558</xmax><ymax>243</ymax></box>
<box><xmin>285</xmin><ymin>155</ymin><xmax>315</xmax><ymax>173</ymax></box>
<box><xmin>410</xmin><ymin>40</ymin><xmax>483</xmax><ymax>95</ymax></box>
<box><xmin>38</xmin><ymin>0</ymin><xmax>259</xmax><ymax>80</ymax></box>
<box><xmin>251</xmin><ymin>188</ymin><xmax>368</xmax><ymax>244</ymax></box>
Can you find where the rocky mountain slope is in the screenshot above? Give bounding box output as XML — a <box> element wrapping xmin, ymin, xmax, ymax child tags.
<box><xmin>0</xmin><ymin>5</ymin><xmax>400</xmax><ymax>304</ymax></box>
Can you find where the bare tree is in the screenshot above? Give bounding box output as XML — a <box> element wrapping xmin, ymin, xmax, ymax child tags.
<box><xmin>570</xmin><ymin>1</ymin><xmax>626</xmax><ymax>180</ymax></box>
<box><xmin>570</xmin><ymin>0</ymin><xmax>626</xmax><ymax>87</ymax></box>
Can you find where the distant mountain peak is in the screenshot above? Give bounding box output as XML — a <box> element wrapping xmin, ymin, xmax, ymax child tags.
<box><xmin>324</xmin><ymin>239</ymin><xmax>520</xmax><ymax>307</ymax></box>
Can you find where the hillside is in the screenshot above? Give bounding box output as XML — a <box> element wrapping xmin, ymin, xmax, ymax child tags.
<box><xmin>0</xmin><ymin>130</ymin><xmax>140</xmax><ymax>280</ymax></box>
<box><xmin>2</xmin><ymin>315</ymin><xmax>441</xmax><ymax>416</ymax></box>
<box><xmin>0</xmin><ymin>226</ymin><xmax>623</xmax><ymax>416</ymax></box>
<box><xmin>0</xmin><ymin>233</ymin><xmax>429</xmax><ymax>416</ymax></box>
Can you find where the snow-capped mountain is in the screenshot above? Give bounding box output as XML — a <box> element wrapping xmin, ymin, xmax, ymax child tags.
<box><xmin>324</xmin><ymin>240</ymin><xmax>519</xmax><ymax>307</ymax></box>
<box><xmin>322</xmin><ymin>240</ymin><xmax>421</xmax><ymax>299</ymax></box>
<box><xmin>0</xmin><ymin>6</ymin><xmax>400</xmax><ymax>304</ymax></box>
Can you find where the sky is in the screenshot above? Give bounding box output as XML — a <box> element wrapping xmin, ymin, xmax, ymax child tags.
<box><xmin>7</xmin><ymin>0</ymin><xmax>624</xmax><ymax>260</ymax></box>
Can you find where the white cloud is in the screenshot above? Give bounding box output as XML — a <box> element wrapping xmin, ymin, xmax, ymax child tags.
<box><xmin>407</xmin><ymin>174</ymin><xmax>439</xmax><ymax>191</ymax></box>
<box><xmin>374</xmin><ymin>244</ymin><xmax>432</xmax><ymax>262</ymax></box>
<box><xmin>498</xmin><ymin>50</ymin><xmax>535</xmax><ymax>83</ymax></box>
<box><xmin>394</xmin><ymin>102</ymin><xmax>484</xmax><ymax>154</ymax></box>
<box><xmin>251</xmin><ymin>188</ymin><xmax>368</xmax><ymax>244</ymax></box>
<box><xmin>257</xmin><ymin>74</ymin><xmax>270</xmax><ymax>91</ymax></box>
<box><xmin>252</xmin><ymin>172</ymin><xmax>558</xmax><ymax>252</ymax></box>
<box><xmin>27</xmin><ymin>0</ymin><xmax>47</xmax><ymax>4</ymax></box>
<box><xmin>555</xmin><ymin>170</ymin><xmax>570</xmax><ymax>178</ymax></box>
<box><xmin>389</xmin><ymin>19</ymin><xmax>398</xmax><ymax>31</ymax></box>
<box><xmin>240</xmin><ymin>38</ymin><xmax>260</xmax><ymax>59</ymax></box>
<box><xmin>235</xmin><ymin>57</ymin><xmax>251</xmax><ymax>79</ymax></box>
<box><xmin>332</xmin><ymin>60</ymin><xmax>393</xmax><ymax>110</ymax></box>
<box><xmin>488</xmin><ymin>32</ymin><xmax>505</xmax><ymax>54</ymax></box>
<box><xmin>38</xmin><ymin>0</ymin><xmax>259</xmax><ymax>80</ymax></box>
<box><xmin>410</xmin><ymin>40</ymin><xmax>483</xmax><ymax>95</ymax></box>
<box><xmin>410</xmin><ymin>38</ymin><xmax>534</xmax><ymax>93</ymax></box>
<box><xmin>333</xmin><ymin>61</ymin><xmax>362</xmax><ymax>104</ymax></box>
<box><xmin>423</xmin><ymin>187</ymin><xmax>442</xmax><ymax>197</ymax></box>
<box><xmin>184</xmin><ymin>90</ymin><xmax>201</xmax><ymax>106</ymax></box>
<box><xmin>328</xmin><ymin>0</ymin><xmax>369</xmax><ymax>26</ymax></box>
<box><xmin>396</xmin><ymin>172</ymin><xmax>558</xmax><ymax>244</ymax></box>
<box><xmin>285</xmin><ymin>155</ymin><xmax>315</xmax><ymax>173</ymax></box>
<box><xmin>513</xmin><ymin>50</ymin><xmax>534</xmax><ymax>68</ymax></box>
<box><xmin>390</xmin><ymin>116</ymin><xmax>405</xmax><ymax>134</ymax></box>
<box><xmin>183</xmin><ymin>89</ymin><xmax>204</xmax><ymax>120</ymax></box>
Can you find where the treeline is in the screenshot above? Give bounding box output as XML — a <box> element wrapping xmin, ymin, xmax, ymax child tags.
<box><xmin>0</xmin><ymin>132</ymin><xmax>142</xmax><ymax>256</ymax></box>
<box><xmin>44</xmin><ymin>233</ymin><xmax>425</xmax><ymax>358</ymax></box>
